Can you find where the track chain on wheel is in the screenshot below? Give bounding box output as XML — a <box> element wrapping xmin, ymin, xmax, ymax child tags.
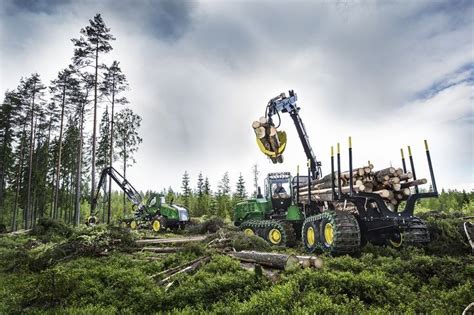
<box><xmin>240</xmin><ymin>220</ymin><xmax>295</xmax><ymax>247</ymax></box>
<box><xmin>302</xmin><ymin>211</ymin><xmax>361</xmax><ymax>254</ymax></box>
<box><xmin>402</xmin><ymin>217</ymin><xmax>430</xmax><ymax>245</ymax></box>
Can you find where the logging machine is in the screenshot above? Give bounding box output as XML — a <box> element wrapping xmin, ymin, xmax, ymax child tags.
<box><xmin>88</xmin><ymin>167</ymin><xmax>189</xmax><ymax>231</ymax></box>
<box><xmin>234</xmin><ymin>90</ymin><xmax>439</xmax><ymax>253</ymax></box>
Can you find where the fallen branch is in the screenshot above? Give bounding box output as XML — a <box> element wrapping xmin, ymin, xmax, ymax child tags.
<box><xmin>151</xmin><ymin>256</ymin><xmax>208</xmax><ymax>279</ymax></box>
<box><xmin>159</xmin><ymin>256</ymin><xmax>211</xmax><ymax>285</ymax></box>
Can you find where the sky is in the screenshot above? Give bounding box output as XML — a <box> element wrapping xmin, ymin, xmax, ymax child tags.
<box><xmin>0</xmin><ymin>0</ymin><xmax>473</xmax><ymax>195</ymax></box>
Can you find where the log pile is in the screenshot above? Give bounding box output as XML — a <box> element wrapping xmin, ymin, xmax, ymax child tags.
<box><xmin>297</xmin><ymin>164</ymin><xmax>427</xmax><ymax>211</ymax></box>
<box><xmin>252</xmin><ymin>117</ymin><xmax>283</xmax><ymax>164</ymax></box>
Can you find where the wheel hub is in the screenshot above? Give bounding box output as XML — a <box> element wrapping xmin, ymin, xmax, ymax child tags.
<box><xmin>307</xmin><ymin>226</ymin><xmax>315</xmax><ymax>246</ymax></box>
<box><xmin>268</xmin><ymin>228</ymin><xmax>282</xmax><ymax>244</ymax></box>
<box><xmin>244</xmin><ymin>228</ymin><xmax>254</xmax><ymax>236</ymax></box>
<box><xmin>324</xmin><ymin>223</ymin><xmax>334</xmax><ymax>245</ymax></box>
<box><xmin>152</xmin><ymin>220</ymin><xmax>161</xmax><ymax>232</ymax></box>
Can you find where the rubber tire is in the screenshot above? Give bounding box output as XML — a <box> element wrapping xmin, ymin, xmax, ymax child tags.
<box><xmin>302</xmin><ymin>220</ymin><xmax>319</xmax><ymax>253</ymax></box>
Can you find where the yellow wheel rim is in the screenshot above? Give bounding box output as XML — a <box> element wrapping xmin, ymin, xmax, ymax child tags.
<box><xmin>268</xmin><ymin>228</ymin><xmax>282</xmax><ymax>245</ymax></box>
<box><xmin>307</xmin><ymin>226</ymin><xmax>315</xmax><ymax>246</ymax></box>
<box><xmin>324</xmin><ymin>223</ymin><xmax>334</xmax><ymax>245</ymax></box>
<box><xmin>130</xmin><ymin>221</ymin><xmax>137</xmax><ymax>230</ymax></box>
<box><xmin>152</xmin><ymin>220</ymin><xmax>161</xmax><ymax>232</ymax></box>
<box><xmin>389</xmin><ymin>233</ymin><xmax>403</xmax><ymax>248</ymax></box>
<box><xmin>244</xmin><ymin>228</ymin><xmax>254</xmax><ymax>237</ymax></box>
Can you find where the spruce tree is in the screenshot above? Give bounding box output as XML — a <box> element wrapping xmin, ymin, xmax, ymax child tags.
<box><xmin>234</xmin><ymin>173</ymin><xmax>247</xmax><ymax>203</ymax></box>
<box><xmin>181</xmin><ymin>171</ymin><xmax>191</xmax><ymax>209</ymax></box>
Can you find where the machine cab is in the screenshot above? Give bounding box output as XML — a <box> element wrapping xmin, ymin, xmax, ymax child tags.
<box><xmin>264</xmin><ymin>172</ymin><xmax>293</xmax><ymax>213</ymax></box>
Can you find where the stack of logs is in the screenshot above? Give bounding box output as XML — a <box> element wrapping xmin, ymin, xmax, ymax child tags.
<box><xmin>252</xmin><ymin>117</ymin><xmax>283</xmax><ymax>164</ymax></box>
<box><xmin>298</xmin><ymin>165</ymin><xmax>427</xmax><ymax>211</ymax></box>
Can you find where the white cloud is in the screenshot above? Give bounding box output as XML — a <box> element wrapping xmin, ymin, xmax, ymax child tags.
<box><xmin>0</xmin><ymin>0</ymin><xmax>472</xmax><ymax>195</ymax></box>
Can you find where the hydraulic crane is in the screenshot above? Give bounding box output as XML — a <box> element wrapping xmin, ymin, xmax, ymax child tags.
<box><xmin>88</xmin><ymin>167</ymin><xmax>189</xmax><ymax>231</ymax></box>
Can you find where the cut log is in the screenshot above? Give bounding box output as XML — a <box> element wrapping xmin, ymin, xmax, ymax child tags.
<box><xmin>254</xmin><ymin>126</ymin><xmax>266</xmax><ymax>139</ymax></box>
<box><xmin>399</xmin><ymin>173</ymin><xmax>413</xmax><ymax>181</ymax></box>
<box><xmin>375</xmin><ymin>167</ymin><xmax>396</xmax><ymax>177</ymax></box>
<box><xmin>373</xmin><ymin>189</ymin><xmax>391</xmax><ymax>198</ymax></box>
<box><xmin>239</xmin><ymin>262</ymin><xmax>280</xmax><ymax>282</ymax></box>
<box><xmin>141</xmin><ymin>247</ymin><xmax>184</xmax><ymax>253</ymax></box>
<box><xmin>136</xmin><ymin>235</ymin><xmax>207</xmax><ymax>245</ymax></box>
<box><xmin>229</xmin><ymin>251</ymin><xmax>300</xmax><ymax>270</ymax></box>
<box><xmin>400</xmin><ymin>178</ymin><xmax>427</xmax><ymax>189</ymax></box>
<box><xmin>259</xmin><ymin>116</ymin><xmax>267</xmax><ymax>125</ymax></box>
<box><xmin>295</xmin><ymin>255</ymin><xmax>323</xmax><ymax>269</ymax></box>
<box><xmin>252</xmin><ymin>121</ymin><xmax>261</xmax><ymax>129</ymax></box>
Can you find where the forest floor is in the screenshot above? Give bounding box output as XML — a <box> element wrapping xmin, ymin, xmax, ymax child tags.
<box><xmin>0</xmin><ymin>212</ymin><xmax>473</xmax><ymax>314</ymax></box>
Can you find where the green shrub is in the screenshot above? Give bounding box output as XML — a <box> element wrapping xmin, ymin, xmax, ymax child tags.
<box><xmin>31</xmin><ymin>218</ymin><xmax>73</xmax><ymax>242</ymax></box>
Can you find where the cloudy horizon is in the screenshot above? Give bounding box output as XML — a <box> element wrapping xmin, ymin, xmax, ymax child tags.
<box><xmin>1</xmin><ymin>0</ymin><xmax>472</xmax><ymax>195</ymax></box>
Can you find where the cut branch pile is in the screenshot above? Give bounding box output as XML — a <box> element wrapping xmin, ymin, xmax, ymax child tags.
<box><xmin>297</xmin><ymin>164</ymin><xmax>427</xmax><ymax>211</ymax></box>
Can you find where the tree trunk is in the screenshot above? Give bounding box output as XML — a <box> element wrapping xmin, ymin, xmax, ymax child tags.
<box><xmin>26</xmin><ymin>81</ymin><xmax>37</xmax><ymax>229</ymax></box>
<box><xmin>90</xmin><ymin>40</ymin><xmax>99</xmax><ymax>213</ymax></box>
<box><xmin>12</xmin><ymin>123</ymin><xmax>27</xmax><ymax>231</ymax></box>
<box><xmin>228</xmin><ymin>251</ymin><xmax>300</xmax><ymax>270</ymax></box>
<box><xmin>74</xmin><ymin>105</ymin><xmax>85</xmax><ymax>226</ymax></box>
<box><xmin>53</xmin><ymin>83</ymin><xmax>67</xmax><ymax>219</ymax></box>
<box><xmin>107</xmin><ymin>74</ymin><xmax>116</xmax><ymax>224</ymax></box>
<box><xmin>123</xmin><ymin>140</ymin><xmax>126</xmax><ymax>216</ymax></box>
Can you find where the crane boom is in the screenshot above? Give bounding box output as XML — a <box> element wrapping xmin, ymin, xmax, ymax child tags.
<box><xmin>266</xmin><ymin>90</ymin><xmax>321</xmax><ymax>179</ymax></box>
<box><xmin>91</xmin><ymin>166</ymin><xmax>146</xmax><ymax>216</ymax></box>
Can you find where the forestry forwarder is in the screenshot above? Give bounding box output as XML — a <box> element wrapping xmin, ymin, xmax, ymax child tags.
<box><xmin>87</xmin><ymin>167</ymin><xmax>189</xmax><ymax>231</ymax></box>
<box><xmin>234</xmin><ymin>90</ymin><xmax>439</xmax><ymax>253</ymax></box>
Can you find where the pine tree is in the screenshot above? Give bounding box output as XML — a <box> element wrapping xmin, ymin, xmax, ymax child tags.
<box><xmin>100</xmin><ymin>60</ymin><xmax>129</xmax><ymax>221</ymax></box>
<box><xmin>0</xmin><ymin>91</ymin><xmax>21</xmax><ymax>221</ymax></box>
<box><xmin>72</xmin><ymin>13</ymin><xmax>115</xmax><ymax>212</ymax></box>
<box><xmin>96</xmin><ymin>105</ymin><xmax>110</xmax><ymax>171</ymax></box>
<box><xmin>114</xmin><ymin>108</ymin><xmax>142</xmax><ymax>214</ymax></box>
<box><xmin>17</xmin><ymin>74</ymin><xmax>46</xmax><ymax>228</ymax></box>
<box><xmin>50</xmin><ymin>67</ymin><xmax>75</xmax><ymax>219</ymax></box>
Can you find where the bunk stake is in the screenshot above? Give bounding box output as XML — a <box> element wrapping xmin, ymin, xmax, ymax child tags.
<box><xmin>296</xmin><ymin>165</ymin><xmax>300</xmax><ymax>204</ymax></box>
<box><xmin>337</xmin><ymin>143</ymin><xmax>342</xmax><ymax>198</ymax></box>
<box><xmin>424</xmin><ymin>140</ymin><xmax>438</xmax><ymax>194</ymax></box>
<box><xmin>400</xmin><ymin>148</ymin><xmax>407</xmax><ymax>173</ymax></box>
<box><xmin>307</xmin><ymin>159</ymin><xmax>312</xmax><ymax>206</ymax></box>
<box><xmin>348</xmin><ymin>136</ymin><xmax>354</xmax><ymax>196</ymax></box>
<box><xmin>408</xmin><ymin>145</ymin><xmax>419</xmax><ymax>194</ymax></box>
<box><xmin>330</xmin><ymin>146</ymin><xmax>336</xmax><ymax>201</ymax></box>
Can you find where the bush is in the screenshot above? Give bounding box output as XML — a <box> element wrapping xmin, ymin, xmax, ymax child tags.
<box><xmin>31</xmin><ymin>218</ymin><xmax>73</xmax><ymax>242</ymax></box>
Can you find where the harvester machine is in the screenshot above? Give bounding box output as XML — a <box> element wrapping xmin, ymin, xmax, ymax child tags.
<box><xmin>234</xmin><ymin>90</ymin><xmax>439</xmax><ymax>253</ymax></box>
<box><xmin>88</xmin><ymin>167</ymin><xmax>189</xmax><ymax>231</ymax></box>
